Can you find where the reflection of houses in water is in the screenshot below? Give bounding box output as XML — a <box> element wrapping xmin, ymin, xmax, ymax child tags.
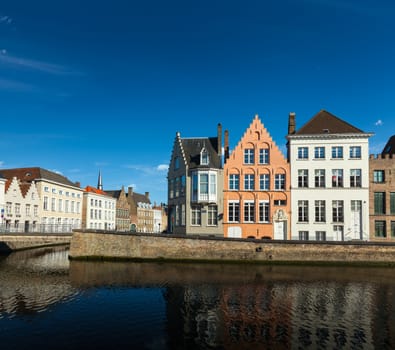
<box><xmin>0</xmin><ymin>247</ymin><xmax>77</xmax><ymax>316</ymax></box>
<box><xmin>371</xmin><ymin>285</ymin><xmax>395</xmax><ymax>349</ymax></box>
<box><xmin>164</xmin><ymin>280</ymin><xmax>378</xmax><ymax>349</ymax></box>
<box><xmin>289</xmin><ymin>283</ymin><xmax>374</xmax><ymax>349</ymax></box>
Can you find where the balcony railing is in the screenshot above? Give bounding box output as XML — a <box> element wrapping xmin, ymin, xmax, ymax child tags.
<box><xmin>0</xmin><ymin>223</ymin><xmax>79</xmax><ymax>234</ymax></box>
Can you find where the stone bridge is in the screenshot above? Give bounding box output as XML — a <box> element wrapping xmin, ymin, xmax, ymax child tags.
<box><xmin>0</xmin><ymin>233</ymin><xmax>72</xmax><ymax>253</ymax></box>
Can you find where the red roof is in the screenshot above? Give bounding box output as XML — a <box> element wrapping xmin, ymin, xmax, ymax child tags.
<box><xmin>84</xmin><ymin>185</ymin><xmax>108</xmax><ymax>196</ymax></box>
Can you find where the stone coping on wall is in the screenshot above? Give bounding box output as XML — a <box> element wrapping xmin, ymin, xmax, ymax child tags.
<box><xmin>69</xmin><ymin>230</ymin><xmax>395</xmax><ymax>265</ymax></box>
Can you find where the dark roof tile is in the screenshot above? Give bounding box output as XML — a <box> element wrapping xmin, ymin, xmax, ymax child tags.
<box><xmin>295</xmin><ymin>110</ymin><xmax>364</xmax><ymax>135</ymax></box>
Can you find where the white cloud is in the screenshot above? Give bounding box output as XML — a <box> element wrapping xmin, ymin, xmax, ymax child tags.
<box><xmin>0</xmin><ymin>78</ymin><xmax>37</xmax><ymax>92</ymax></box>
<box><xmin>51</xmin><ymin>169</ymin><xmax>64</xmax><ymax>175</ymax></box>
<box><xmin>0</xmin><ymin>161</ymin><xmax>4</xmax><ymax>167</ymax></box>
<box><xmin>157</xmin><ymin>164</ymin><xmax>168</xmax><ymax>171</ymax></box>
<box><xmin>375</xmin><ymin>119</ymin><xmax>383</xmax><ymax>126</ymax></box>
<box><xmin>0</xmin><ymin>52</ymin><xmax>81</xmax><ymax>75</ymax></box>
<box><xmin>0</xmin><ymin>15</ymin><xmax>12</xmax><ymax>24</ymax></box>
<box><xmin>128</xmin><ymin>183</ymin><xmax>137</xmax><ymax>190</ymax></box>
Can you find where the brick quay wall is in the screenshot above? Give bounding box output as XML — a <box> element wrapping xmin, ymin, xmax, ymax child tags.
<box><xmin>0</xmin><ymin>234</ymin><xmax>72</xmax><ymax>253</ymax></box>
<box><xmin>69</xmin><ymin>230</ymin><xmax>395</xmax><ymax>265</ymax></box>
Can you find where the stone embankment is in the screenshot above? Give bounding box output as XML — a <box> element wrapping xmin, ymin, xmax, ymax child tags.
<box><xmin>69</xmin><ymin>230</ymin><xmax>395</xmax><ymax>265</ymax></box>
<box><xmin>0</xmin><ymin>234</ymin><xmax>71</xmax><ymax>253</ymax></box>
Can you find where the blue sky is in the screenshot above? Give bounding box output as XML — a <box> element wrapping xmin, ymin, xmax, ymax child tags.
<box><xmin>0</xmin><ymin>0</ymin><xmax>394</xmax><ymax>204</ymax></box>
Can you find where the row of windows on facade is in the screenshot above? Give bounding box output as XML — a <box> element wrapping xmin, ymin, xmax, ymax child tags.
<box><xmin>295</xmin><ymin>169</ymin><xmax>363</xmax><ymax>188</ymax></box>
<box><xmin>373</xmin><ymin>192</ymin><xmax>395</xmax><ymax>215</ymax></box>
<box><xmin>90</xmin><ymin>198</ymin><xmax>115</xmax><ymax>210</ymax></box>
<box><xmin>226</xmin><ymin>200</ymin><xmax>360</xmax><ymax>224</ymax></box>
<box><xmin>297</xmin><ymin>229</ymin><xmax>343</xmax><ymax>241</ymax></box>
<box><xmin>116</xmin><ymin>208</ymin><xmax>130</xmax><ymax>218</ymax></box>
<box><xmin>89</xmin><ymin>209</ymin><xmax>115</xmax><ymax>221</ymax></box>
<box><xmin>295</xmin><ymin>200</ymin><xmax>361</xmax><ymax>223</ymax></box>
<box><xmin>169</xmin><ymin>171</ymin><xmax>217</xmax><ymax>201</ymax></box>
<box><xmin>43</xmin><ymin>197</ymin><xmax>81</xmax><ymax>214</ymax></box>
<box><xmin>169</xmin><ymin>175</ymin><xmax>186</xmax><ymax>199</ymax></box>
<box><xmin>374</xmin><ymin>220</ymin><xmax>395</xmax><ymax>238</ymax></box>
<box><xmin>296</xmin><ymin>146</ymin><xmax>362</xmax><ymax>160</ymax></box>
<box><xmin>173</xmin><ymin>205</ymin><xmax>218</xmax><ymax>226</ymax></box>
<box><xmin>89</xmin><ymin>222</ymin><xmax>115</xmax><ymax>230</ymax></box>
<box><xmin>5</xmin><ymin>202</ymin><xmax>39</xmax><ymax>216</ymax></box>
<box><xmin>44</xmin><ymin>186</ymin><xmax>81</xmax><ymax>198</ymax></box>
<box><xmin>41</xmin><ymin>217</ymin><xmax>81</xmax><ymax>226</ymax></box>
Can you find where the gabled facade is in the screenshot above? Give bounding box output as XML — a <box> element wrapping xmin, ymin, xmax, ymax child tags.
<box><xmin>0</xmin><ymin>167</ymin><xmax>83</xmax><ymax>232</ymax></box>
<box><xmin>126</xmin><ymin>187</ymin><xmax>153</xmax><ymax>233</ymax></box>
<box><xmin>167</xmin><ymin>124</ymin><xmax>223</xmax><ymax>236</ymax></box>
<box><xmin>369</xmin><ymin>136</ymin><xmax>395</xmax><ymax>241</ymax></box>
<box><xmin>1</xmin><ymin>176</ymin><xmax>40</xmax><ymax>232</ymax></box>
<box><xmin>82</xmin><ymin>186</ymin><xmax>116</xmax><ymax>230</ymax></box>
<box><xmin>106</xmin><ymin>186</ymin><xmax>131</xmax><ymax>232</ymax></box>
<box><xmin>287</xmin><ymin>110</ymin><xmax>373</xmax><ymax>241</ymax></box>
<box><xmin>223</xmin><ymin>115</ymin><xmax>290</xmax><ymax>239</ymax></box>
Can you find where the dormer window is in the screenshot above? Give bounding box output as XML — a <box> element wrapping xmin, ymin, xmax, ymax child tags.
<box><xmin>201</xmin><ymin>148</ymin><xmax>209</xmax><ymax>165</ymax></box>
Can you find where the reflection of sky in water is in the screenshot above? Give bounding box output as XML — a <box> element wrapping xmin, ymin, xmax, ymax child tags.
<box><xmin>1</xmin><ymin>250</ymin><xmax>395</xmax><ymax>349</ymax></box>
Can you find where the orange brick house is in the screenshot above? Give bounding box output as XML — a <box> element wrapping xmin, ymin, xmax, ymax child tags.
<box><xmin>223</xmin><ymin>115</ymin><xmax>291</xmax><ymax>239</ymax></box>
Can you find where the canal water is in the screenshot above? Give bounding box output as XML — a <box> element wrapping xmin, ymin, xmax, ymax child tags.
<box><xmin>1</xmin><ymin>247</ymin><xmax>395</xmax><ymax>349</ymax></box>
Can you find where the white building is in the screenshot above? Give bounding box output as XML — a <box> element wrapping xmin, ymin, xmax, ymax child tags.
<box><xmin>0</xmin><ymin>174</ymin><xmax>7</xmax><ymax>227</ymax></box>
<box><xmin>82</xmin><ymin>186</ymin><xmax>116</xmax><ymax>230</ymax></box>
<box><xmin>2</xmin><ymin>177</ymin><xmax>40</xmax><ymax>232</ymax></box>
<box><xmin>0</xmin><ymin>168</ymin><xmax>83</xmax><ymax>232</ymax></box>
<box><xmin>287</xmin><ymin>110</ymin><xmax>373</xmax><ymax>241</ymax></box>
<box><xmin>153</xmin><ymin>206</ymin><xmax>163</xmax><ymax>233</ymax></box>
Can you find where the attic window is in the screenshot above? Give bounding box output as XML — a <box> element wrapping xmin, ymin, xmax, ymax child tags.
<box><xmin>323</xmin><ymin>129</ymin><xmax>330</xmax><ymax>133</ymax></box>
<box><xmin>25</xmin><ymin>172</ymin><xmax>32</xmax><ymax>177</ymax></box>
<box><xmin>201</xmin><ymin>148</ymin><xmax>209</xmax><ymax>165</ymax></box>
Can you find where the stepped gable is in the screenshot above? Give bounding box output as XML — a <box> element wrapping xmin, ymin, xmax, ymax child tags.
<box><xmin>295</xmin><ymin>110</ymin><xmax>364</xmax><ymax>135</ymax></box>
<box><xmin>228</xmin><ymin>114</ymin><xmax>287</xmax><ymax>161</ymax></box>
<box><xmin>0</xmin><ymin>167</ymin><xmax>79</xmax><ymax>187</ymax></box>
<box><xmin>181</xmin><ymin>136</ymin><xmax>220</xmax><ymax>169</ymax></box>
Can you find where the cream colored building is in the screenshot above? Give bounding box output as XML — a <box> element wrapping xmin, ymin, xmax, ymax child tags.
<box><xmin>287</xmin><ymin>110</ymin><xmax>372</xmax><ymax>241</ymax></box>
<box><xmin>82</xmin><ymin>186</ymin><xmax>116</xmax><ymax>230</ymax></box>
<box><xmin>0</xmin><ymin>167</ymin><xmax>83</xmax><ymax>232</ymax></box>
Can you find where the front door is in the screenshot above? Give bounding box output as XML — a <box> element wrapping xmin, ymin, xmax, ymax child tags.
<box><xmin>274</xmin><ymin>221</ymin><xmax>286</xmax><ymax>240</ymax></box>
<box><xmin>351</xmin><ymin>200</ymin><xmax>362</xmax><ymax>239</ymax></box>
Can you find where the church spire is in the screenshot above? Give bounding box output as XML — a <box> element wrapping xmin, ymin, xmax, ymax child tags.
<box><xmin>97</xmin><ymin>170</ymin><xmax>103</xmax><ymax>190</ymax></box>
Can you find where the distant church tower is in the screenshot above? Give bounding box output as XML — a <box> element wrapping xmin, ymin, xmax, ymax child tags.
<box><xmin>97</xmin><ymin>170</ymin><xmax>103</xmax><ymax>190</ymax></box>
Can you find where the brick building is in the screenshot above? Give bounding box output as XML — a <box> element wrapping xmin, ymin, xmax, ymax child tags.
<box><xmin>369</xmin><ymin>135</ymin><xmax>395</xmax><ymax>240</ymax></box>
<box><xmin>223</xmin><ymin>114</ymin><xmax>290</xmax><ymax>239</ymax></box>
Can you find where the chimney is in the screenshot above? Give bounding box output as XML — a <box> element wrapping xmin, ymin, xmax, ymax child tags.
<box><xmin>145</xmin><ymin>191</ymin><xmax>150</xmax><ymax>199</ymax></box>
<box><xmin>288</xmin><ymin>112</ymin><xmax>296</xmax><ymax>135</ymax></box>
<box><xmin>128</xmin><ymin>186</ymin><xmax>133</xmax><ymax>197</ymax></box>
<box><xmin>224</xmin><ymin>129</ymin><xmax>229</xmax><ymax>161</ymax></box>
<box><xmin>217</xmin><ymin>123</ymin><xmax>222</xmax><ymax>159</ymax></box>
<box><xmin>75</xmin><ymin>181</ymin><xmax>81</xmax><ymax>188</ymax></box>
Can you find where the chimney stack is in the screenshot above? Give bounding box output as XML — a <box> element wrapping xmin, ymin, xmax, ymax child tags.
<box><xmin>145</xmin><ymin>192</ymin><xmax>150</xmax><ymax>199</ymax></box>
<box><xmin>288</xmin><ymin>112</ymin><xmax>296</xmax><ymax>135</ymax></box>
<box><xmin>217</xmin><ymin>123</ymin><xmax>222</xmax><ymax>160</ymax></box>
<box><xmin>224</xmin><ymin>129</ymin><xmax>229</xmax><ymax>161</ymax></box>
